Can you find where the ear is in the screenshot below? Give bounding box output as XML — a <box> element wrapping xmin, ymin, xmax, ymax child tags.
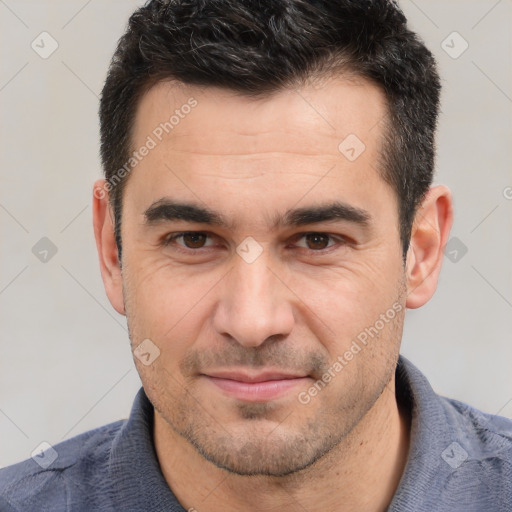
<box><xmin>92</xmin><ymin>180</ymin><xmax>125</xmax><ymax>315</ymax></box>
<box><xmin>405</xmin><ymin>185</ymin><xmax>453</xmax><ymax>309</ymax></box>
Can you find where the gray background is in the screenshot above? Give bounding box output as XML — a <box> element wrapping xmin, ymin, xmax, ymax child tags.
<box><xmin>1</xmin><ymin>0</ymin><xmax>511</xmax><ymax>467</ymax></box>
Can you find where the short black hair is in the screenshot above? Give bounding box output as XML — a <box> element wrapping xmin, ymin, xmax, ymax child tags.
<box><xmin>99</xmin><ymin>0</ymin><xmax>441</xmax><ymax>262</ymax></box>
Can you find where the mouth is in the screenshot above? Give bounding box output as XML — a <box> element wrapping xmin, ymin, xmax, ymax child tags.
<box><xmin>201</xmin><ymin>370</ymin><xmax>311</xmax><ymax>402</ymax></box>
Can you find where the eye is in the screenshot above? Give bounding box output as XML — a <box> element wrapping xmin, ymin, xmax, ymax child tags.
<box><xmin>293</xmin><ymin>232</ymin><xmax>344</xmax><ymax>251</ymax></box>
<box><xmin>163</xmin><ymin>231</ymin><xmax>215</xmax><ymax>250</ymax></box>
<box><xmin>161</xmin><ymin>231</ymin><xmax>348</xmax><ymax>255</ymax></box>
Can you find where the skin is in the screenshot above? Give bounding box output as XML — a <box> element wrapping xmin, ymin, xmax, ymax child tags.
<box><xmin>93</xmin><ymin>76</ymin><xmax>453</xmax><ymax>511</ymax></box>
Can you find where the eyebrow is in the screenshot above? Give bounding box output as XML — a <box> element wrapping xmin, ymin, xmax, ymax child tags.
<box><xmin>143</xmin><ymin>198</ymin><xmax>371</xmax><ymax>230</ymax></box>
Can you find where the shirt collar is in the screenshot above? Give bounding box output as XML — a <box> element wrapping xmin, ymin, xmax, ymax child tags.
<box><xmin>108</xmin><ymin>386</ymin><xmax>184</xmax><ymax>510</ymax></box>
<box><xmin>388</xmin><ymin>355</ymin><xmax>455</xmax><ymax>510</ymax></box>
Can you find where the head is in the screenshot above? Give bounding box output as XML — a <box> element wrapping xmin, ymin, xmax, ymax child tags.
<box><xmin>94</xmin><ymin>0</ymin><xmax>452</xmax><ymax>476</ymax></box>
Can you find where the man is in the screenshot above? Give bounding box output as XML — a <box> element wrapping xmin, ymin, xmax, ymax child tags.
<box><xmin>1</xmin><ymin>0</ymin><xmax>511</xmax><ymax>510</ymax></box>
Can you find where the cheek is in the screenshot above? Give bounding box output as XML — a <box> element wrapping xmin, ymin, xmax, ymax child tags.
<box><xmin>292</xmin><ymin>268</ymin><xmax>405</xmax><ymax>395</ymax></box>
<box><xmin>288</xmin><ymin>259</ymin><xmax>399</xmax><ymax>338</ymax></box>
<box><xmin>122</xmin><ymin>257</ymin><xmax>219</xmax><ymax>347</ymax></box>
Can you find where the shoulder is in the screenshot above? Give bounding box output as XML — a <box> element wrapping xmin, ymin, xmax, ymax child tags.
<box><xmin>399</xmin><ymin>355</ymin><xmax>512</xmax><ymax>464</ymax></box>
<box><xmin>438</xmin><ymin>395</ymin><xmax>512</xmax><ymax>504</ymax></box>
<box><xmin>393</xmin><ymin>356</ymin><xmax>512</xmax><ymax>510</ymax></box>
<box><xmin>440</xmin><ymin>395</ymin><xmax>512</xmax><ymax>457</ymax></box>
<box><xmin>0</xmin><ymin>419</ymin><xmax>125</xmax><ymax>512</ymax></box>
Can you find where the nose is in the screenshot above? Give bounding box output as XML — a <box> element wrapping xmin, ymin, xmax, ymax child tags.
<box><xmin>212</xmin><ymin>250</ymin><xmax>295</xmax><ymax>348</ymax></box>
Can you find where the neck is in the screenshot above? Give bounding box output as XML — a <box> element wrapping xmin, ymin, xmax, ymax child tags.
<box><xmin>154</xmin><ymin>377</ymin><xmax>410</xmax><ymax>512</ymax></box>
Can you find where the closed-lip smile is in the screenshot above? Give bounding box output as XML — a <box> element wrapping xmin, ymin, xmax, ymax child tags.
<box><xmin>202</xmin><ymin>369</ymin><xmax>310</xmax><ymax>402</ymax></box>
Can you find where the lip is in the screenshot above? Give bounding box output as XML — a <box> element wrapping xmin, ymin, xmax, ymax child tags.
<box><xmin>202</xmin><ymin>370</ymin><xmax>310</xmax><ymax>402</ymax></box>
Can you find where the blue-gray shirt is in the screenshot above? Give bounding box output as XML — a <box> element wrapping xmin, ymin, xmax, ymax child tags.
<box><xmin>1</xmin><ymin>356</ymin><xmax>511</xmax><ymax>511</ymax></box>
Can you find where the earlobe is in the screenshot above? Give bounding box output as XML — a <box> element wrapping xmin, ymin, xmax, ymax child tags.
<box><xmin>92</xmin><ymin>180</ymin><xmax>126</xmax><ymax>315</ymax></box>
<box><xmin>405</xmin><ymin>185</ymin><xmax>453</xmax><ymax>309</ymax></box>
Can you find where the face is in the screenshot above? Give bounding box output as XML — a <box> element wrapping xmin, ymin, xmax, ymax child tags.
<box><xmin>118</xmin><ymin>77</ymin><xmax>407</xmax><ymax>476</ymax></box>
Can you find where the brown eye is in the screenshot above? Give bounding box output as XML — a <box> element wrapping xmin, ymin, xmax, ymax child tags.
<box><xmin>163</xmin><ymin>232</ymin><xmax>213</xmax><ymax>249</ymax></box>
<box><xmin>181</xmin><ymin>232</ymin><xmax>208</xmax><ymax>248</ymax></box>
<box><xmin>304</xmin><ymin>233</ymin><xmax>331</xmax><ymax>250</ymax></box>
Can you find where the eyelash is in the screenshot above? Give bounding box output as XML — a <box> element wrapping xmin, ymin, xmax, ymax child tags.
<box><xmin>161</xmin><ymin>231</ymin><xmax>348</xmax><ymax>254</ymax></box>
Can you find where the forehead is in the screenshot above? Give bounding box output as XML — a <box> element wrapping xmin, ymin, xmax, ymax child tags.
<box><xmin>132</xmin><ymin>76</ymin><xmax>387</xmax><ymax>157</ymax></box>
<box><xmin>125</xmin><ymin>76</ymin><xmax>394</xmax><ymax>227</ymax></box>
